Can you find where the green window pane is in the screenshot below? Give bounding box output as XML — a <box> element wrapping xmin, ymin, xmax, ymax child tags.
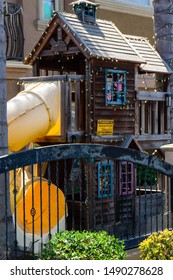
<box><xmin>44</xmin><ymin>0</ymin><xmax>55</xmax><ymax>19</ymax></box>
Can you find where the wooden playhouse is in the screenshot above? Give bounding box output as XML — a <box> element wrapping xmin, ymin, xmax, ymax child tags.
<box><xmin>22</xmin><ymin>0</ymin><xmax>172</xmax><ymax>234</ymax></box>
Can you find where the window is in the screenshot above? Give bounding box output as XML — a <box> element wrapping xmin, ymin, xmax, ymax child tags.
<box><xmin>97</xmin><ymin>161</ymin><xmax>113</xmax><ymax>198</ymax></box>
<box><xmin>37</xmin><ymin>0</ymin><xmax>64</xmax><ymax>30</ymax></box>
<box><xmin>44</xmin><ymin>0</ymin><xmax>55</xmax><ymax>19</ymax></box>
<box><xmin>119</xmin><ymin>162</ymin><xmax>134</xmax><ymax>195</ymax></box>
<box><xmin>73</xmin><ymin>3</ymin><xmax>96</xmax><ymax>23</ymax></box>
<box><xmin>97</xmin><ymin>160</ymin><xmax>135</xmax><ymax>198</ymax></box>
<box><xmin>105</xmin><ymin>69</ymin><xmax>126</xmax><ymax>105</ymax></box>
<box><xmin>124</xmin><ymin>0</ymin><xmax>150</xmax><ymax>5</ymax></box>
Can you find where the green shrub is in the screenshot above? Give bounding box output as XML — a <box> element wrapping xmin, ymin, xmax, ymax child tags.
<box><xmin>139</xmin><ymin>229</ymin><xmax>173</xmax><ymax>260</ymax></box>
<box><xmin>42</xmin><ymin>230</ymin><xmax>126</xmax><ymax>260</ymax></box>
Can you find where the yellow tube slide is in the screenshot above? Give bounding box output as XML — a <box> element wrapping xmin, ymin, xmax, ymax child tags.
<box><xmin>7</xmin><ymin>81</ymin><xmax>61</xmax><ymax>152</ymax></box>
<box><xmin>7</xmin><ymin>81</ymin><xmax>66</xmax><ymax>253</ymax></box>
<box><xmin>15</xmin><ymin>178</ymin><xmax>66</xmax><ymax>252</ymax></box>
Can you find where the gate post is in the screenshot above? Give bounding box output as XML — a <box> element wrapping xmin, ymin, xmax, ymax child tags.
<box><xmin>171</xmin><ymin>178</ymin><xmax>173</xmax><ymax>214</ymax></box>
<box><xmin>161</xmin><ymin>144</ymin><xmax>173</xmax><ymax>221</ymax></box>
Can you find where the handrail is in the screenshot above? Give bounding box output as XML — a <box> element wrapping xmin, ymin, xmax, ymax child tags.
<box><xmin>0</xmin><ymin>144</ymin><xmax>173</xmax><ymax>176</ymax></box>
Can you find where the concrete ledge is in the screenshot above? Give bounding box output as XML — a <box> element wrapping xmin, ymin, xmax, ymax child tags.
<box><xmin>125</xmin><ymin>248</ymin><xmax>141</xmax><ymax>260</ymax></box>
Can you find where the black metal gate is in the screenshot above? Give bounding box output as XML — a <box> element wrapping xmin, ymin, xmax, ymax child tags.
<box><xmin>0</xmin><ymin>144</ymin><xmax>173</xmax><ymax>259</ymax></box>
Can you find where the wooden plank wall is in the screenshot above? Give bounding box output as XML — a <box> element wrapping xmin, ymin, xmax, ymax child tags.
<box><xmin>91</xmin><ymin>60</ymin><xmax>136</xmax><ymax>136</ymax></box>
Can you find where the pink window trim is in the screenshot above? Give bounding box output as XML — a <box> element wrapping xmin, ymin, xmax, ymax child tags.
<box><xmin>119</xmin><ymin>161</ymin><xmax>134</xmax><ymax>195</ymax></box>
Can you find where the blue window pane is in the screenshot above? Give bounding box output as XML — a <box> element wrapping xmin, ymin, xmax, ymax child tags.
<box><xmin>97</xmin><ymin>161</ymin><xmax>113</xmax><ymax>198</ymax></box>
<box><xmin>124</xmin><ymin>0</ymin><xmax>149</xmax><ymax>5</ymax></box>
<box><xmin>44</xmin><ymin>0</ymin><xmax>55</xmax><ymax>19</ymax></box>
<box><xmin>105</xmin><ymin>69</ymin><xmax>126</xmax><ymax>105</ymax></box>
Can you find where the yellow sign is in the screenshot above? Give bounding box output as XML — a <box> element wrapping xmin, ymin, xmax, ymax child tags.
<box><xmin>97</xmin><ymin>120</ymin><xmax>114</xmax><ymax>136</ymax></box>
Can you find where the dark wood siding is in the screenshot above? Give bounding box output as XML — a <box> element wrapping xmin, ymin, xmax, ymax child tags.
<box><xmin>91</xmin><ymin>60</ymin><xmax>136</xmax><ymax>136</ymax></box>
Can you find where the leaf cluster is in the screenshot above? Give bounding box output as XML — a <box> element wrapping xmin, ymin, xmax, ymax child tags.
<box><xmin>139</xmin><ymin>229</ymin><xmax>173</xmax><ymax>260</ymax></box>
<box><xmin>42</xmin><ymin>230</ymin><xmax>126</xmax><ymax>260</ymax></box>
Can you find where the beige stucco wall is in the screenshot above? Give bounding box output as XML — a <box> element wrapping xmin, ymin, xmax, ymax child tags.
<box><xmin>6</xmin><ymin>62</ymin><xmax>32</xmax><ymax>100</ymax></box>
<box><xmin>98</xmin><ymin>10</ymin><xmax>154</xmax><ymax>44</ymax></box>
<box><xmin>22</xmin><ymin>1</ymin><xmax>42</xmax><ymax>59</ymax></box>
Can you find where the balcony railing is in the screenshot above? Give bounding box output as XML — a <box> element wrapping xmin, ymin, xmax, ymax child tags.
<box><xmin>4</xmin><ymin>2</ymin><xmax>24</xmax><ymax>60</ymax></box>
<box><xmin>135</xmin><ymin>91</ymin><xmax>171</xmax><ymax>136</ymax></box>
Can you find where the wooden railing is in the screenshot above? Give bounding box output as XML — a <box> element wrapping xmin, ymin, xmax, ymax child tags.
<box><xmin>135</xmin><ymin>91</ymin><xmax>170</xmax><ymax>136</ymax></box>
<box><xmin>19</xmin><ymin>75</ymin><xmax>85</xmax><ymax>143</ymax></box>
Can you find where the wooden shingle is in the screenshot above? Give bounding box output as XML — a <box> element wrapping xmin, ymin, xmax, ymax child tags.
<box><xmin>125</xmin><ymin>35</ymin><xmax>171</xmax><ymax>73</ymax></box>
<box><xmin>60</xmin><ymin>12</ymin><xmax>144</xmax><ymax>63</ymax></box>
<box><xmin>24</xmin><ymin>11</ymin><xmax>171</xmax><ymax>75</ymax></box>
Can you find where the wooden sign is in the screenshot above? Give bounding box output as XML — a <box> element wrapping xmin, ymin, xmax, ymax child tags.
<box><xmin>97</xmin><ymin>120</ymin><xmax>114</xmax><ymax>136</ymax></box>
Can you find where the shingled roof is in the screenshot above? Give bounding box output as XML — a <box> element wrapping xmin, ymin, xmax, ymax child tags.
<box><xmin>59</xmin><ymin>12</ymin><xmax>144</xmax><ymax>63</ymax></box>
<box><xmin>24</xmin><ymin>11</ymin><xmax>171</xmax><ymax>74</ymax></box>
<box><xmin>24</xmin><ymin>12</ymin><xmax>144</xmax><ymax>65</ymax></box>
<box><xmin>125</xmin><ymin>35</ymin><xmax>172</xmax><ymax>73</ymax></box>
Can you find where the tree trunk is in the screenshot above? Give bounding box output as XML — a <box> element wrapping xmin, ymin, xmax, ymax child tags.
<box><xmin>0</xmin><ymin>1</ymin><xmax>14</xmax><ymax>259</ymax></box>
<box><xmin>153</xmin><ymin>0</ymin><xmax>173</xmax><ymax>141</ymax></box>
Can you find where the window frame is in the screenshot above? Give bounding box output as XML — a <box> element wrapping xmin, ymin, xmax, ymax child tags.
<box><xmin>43</xmin><ymin>0</ymin><xmax>55</xmax><ymax>19</ymax></box>
<box><xmin>119</xmin><ymin>161</ymin><xmax>134</xmax><ymax>195</ymax></box>
<box><xmin>37</xmin><ymin>0</ymin><xmax>64</xmax><ymax>30</ymax></box>
<box><xmin>123</xmin><ymin>0</ymin><xmax>151</xmax><ymax>5</ymax></box>
<box><xmin>105</xmin><ymin>69</ymin><xmax>126</xmax><ymax>105</ymax></box>
<box><xmin>97</xmin><ymin>161</ymin><xmax>113</xmax><ymax>198</ymax></box>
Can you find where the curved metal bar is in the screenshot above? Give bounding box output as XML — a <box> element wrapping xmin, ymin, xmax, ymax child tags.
<box><xmin>0</xmin><ymin>144</ymin><xmax>173</xmax><ymax>176</ymax></box>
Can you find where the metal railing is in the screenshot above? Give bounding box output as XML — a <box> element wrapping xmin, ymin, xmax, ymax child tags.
<box><xmin>0</xmin><ymin>144</ymin><xmax>172</xmax><ymax>259</ymax></box>
<box><xmin>4</xmin><ymin>2</ymin><xmax>24</xmax><ymax>60</ymax></box>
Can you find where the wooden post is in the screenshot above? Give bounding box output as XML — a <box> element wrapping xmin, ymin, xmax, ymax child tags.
<box><xmin>141</xmin><ymin>101</ymin><xmax>145</xmax><ymax>134</ymax></box>
<box><xmin>75</xmin><ymin>80</ymin><xmax>80</xmax><ymax>130</ymax></box>
<box><xmin>147</xmin><ymin>102</ymin><xmax>152</xmax><ymax>134</ymax></box>
<box><xmin>153</xmin><ymin>0</ymin><xmax>173</xmax><ymax>141</ymax></box>
<box><xmin>33</xmin><ymin>61</ymin><xmax>40</xmax><ymax>76</ymax></box>
<box><xmin>160</xmin><ymin>102</ymin><xmax>165</xmax><ymax>134</ymax></box>
<box><xmin>153</xmin><ymin>101</ymin><xmax>158</xmax><ymax>134</ymax></box>
<box><xmin>85</xmin><ymin>60</ymin><xmax>92</xmax><ymax>143</ymax></box>
<box><xmin>134</xmin><ymin>67</ymin><xmax>139</xmax><ymax>135</ymax></box>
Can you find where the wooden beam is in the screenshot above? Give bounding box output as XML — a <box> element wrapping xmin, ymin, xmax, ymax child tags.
<box><xmin>153</xmin><ymin>101</ymin><xmax>158</xmax><ymax>134</ymax></box>
<box><xmin>147</xmin><ymin>102</ymin><xmax>152</xmax><ymax>134</ymax></box>
<box><xmin>36</xmin><ymin>136</ymin><xmax>66</xmax><ymax>143</ymax></box>
<box><xmin>19</xmin><ymin>74</ymin><xmax>85</xmax><ymax>83</ymax></box>
<box><xmin>50</xmin><ymin>38</ymin><xmax>56</xmax><ymax>46</ymax></box>
<box><xmin>51</xmin><ymin>41</ymin><xmax>67</xmax><ymax>52</ymax></box>
<box><xmin>160</xmin><ymin>102</ymin><xmax>165</xmax><ymax>134</ymax></box>
<box><xmin>41</xmin><ymin>46</ymin><xmax>80</xmax><ymax>57</ymax></box>
<box><xmin>91</xmin><ymin>135</ymin><xmax>125</xmax><ymax>143</ymax></box>
<box><xmin>136</xmin><ymin>91</ymin><xmax>169</xmax><ymax>101</ymax></box>
<box><xmin>135</xmin><ymin>134</ymin><xmax>171</xmax><ymax>150</ymax></box>
<box><xmin>135</xmin><ymin>66</ymin><xmax>139</xmax><ymax>135</ymax></box>
<box><xmin>135</xmin><ymin>134</ymin><xmax>171</xmax><ymax>141</ymax></box>
<box><xmin>59</xmin><ymin>19</ymin><xmax>91</xmax><ymax>60</ymax></box>
<box><xmin>140</xmin><ymin>101</ymin><xmax>145</xmax><ymax>134</ymax></box>
<box><xmin>57</xmin><ymin>27</ymin><xmax>63</xmax><ymax>40</ymax></box>
<box><xmin>24</xmin><ymin>17</ymin><xmax>60</xmax><ymax>65</ymax></box>
<box><xmin>64</xmin><ymin>35</ymin><xmax>71</xmax><ymax>45</ymax></box>
<box><xmin>167</xmin><ymin>107</ymin><xmax>171</xmax><ymax>134</ymax></box>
